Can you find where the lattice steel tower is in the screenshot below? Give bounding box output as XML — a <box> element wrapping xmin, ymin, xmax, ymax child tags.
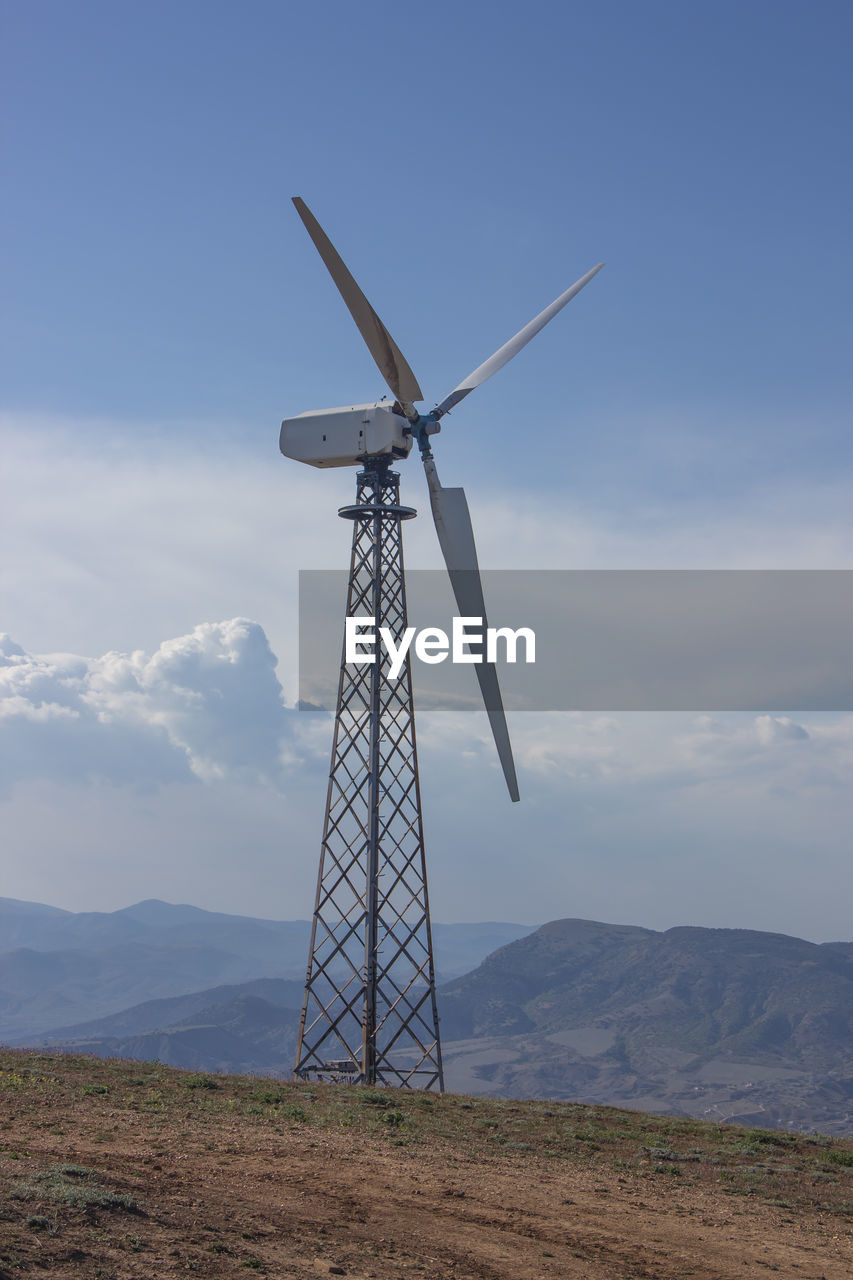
<box><xmin>294</xmin><ymin>460</ymin><xmax>444</xmax><ymax>1090</ymax></box>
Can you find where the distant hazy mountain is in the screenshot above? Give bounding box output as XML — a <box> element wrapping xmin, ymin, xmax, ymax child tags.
<box><xmin>438</xmin><ymin>919</ymin><xmax>853</xmax><ymax>1134</ymax></box>
<box><xmin>0</xmin><ymin>898</ymin><xmax>533</xmax><ymax>1042</ymax></box>
<box><xmin>39</xmin><ymin>989</ymin><xmax>303</xmax><ymax>1076</ymax></box>
<box><xmin>6</xmin><ymin>901</ymin><xmax>851</xmax><ymax>1133</ymax></box>
<box><xmin>0</xmin><ymin>942</ymin><xmax>278</xmax><ymax>1040</ymax></box>
<box><xmin>20</xmin><ymin>977</ymin><xmax>306</xmax><ymax>1044</ymax></box>
<box><xmin>0</xmin><ymin>897</ymin><xmax>309</xmax><ymax>964</ymax></box>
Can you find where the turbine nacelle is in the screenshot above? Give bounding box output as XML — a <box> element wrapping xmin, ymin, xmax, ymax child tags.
<box><xmin>280</xmin><ymin>401</ymin><xmax>413</xmax><ymax>469</ymax></box>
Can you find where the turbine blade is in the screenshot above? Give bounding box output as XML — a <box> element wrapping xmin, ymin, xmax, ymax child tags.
<box><xmin>423</xmin><ymin>457</ymin><xmax>520</xmax><ymax>802</ymax></box>
<box><xmin>292</xmin><ymin>196</ymin><xmax>423</xmax><ymax>407</ymax></box>
<box><xmin>434</xmin><ymin>262</ymin><xmax>604</xmax><ymax>417</ymax></box>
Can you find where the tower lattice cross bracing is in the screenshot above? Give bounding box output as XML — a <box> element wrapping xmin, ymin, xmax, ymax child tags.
<box><xmin>294</xmin><ymin>462</ymin><xmax>444</xmax><ymax>1090</ymax></box>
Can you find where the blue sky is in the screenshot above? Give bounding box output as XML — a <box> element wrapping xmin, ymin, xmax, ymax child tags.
<box><xmin>2</xmin><ymin>1</ymin><xmax>852</xmax><ymax>938</ymax></box>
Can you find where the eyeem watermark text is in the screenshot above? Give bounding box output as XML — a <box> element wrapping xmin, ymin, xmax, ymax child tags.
<box><xmin>345</xmin><ymin>616</ymin><xmax>536</xmax><ymax>680</ymax></box>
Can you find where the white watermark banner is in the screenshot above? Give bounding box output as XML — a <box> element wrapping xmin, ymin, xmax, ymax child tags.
<box><xmin>298</xmin><ymin>570</ymin><xmax>853</xmax><ymax>712</ymax></box>
<box><xmin>344</xmin><ymin>615</ymin><xmax>536</xmax><ymax>680</ymax></box>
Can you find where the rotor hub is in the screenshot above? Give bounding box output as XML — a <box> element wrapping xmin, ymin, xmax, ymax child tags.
<box><xmin>409</xmin><ymin>413</ymin><xmax>441</xmax><ymax>457</ymax></box>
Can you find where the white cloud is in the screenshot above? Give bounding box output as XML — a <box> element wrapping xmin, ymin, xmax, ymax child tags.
<box><xmin>754</xmin><ymin>714</ymin><xmax>810</xmax><ymax>745</ymax></box>
<box><xmin>3</xmin><ymin>634</ymin><xmax>853</xmax><ymax>935</ymax></box>
<box><xmin>88</xmin><ymin>619</ymin><xmax>289</xmax><ymax>783</ymax></box>
<box><xmin>415</xmin><ymin>473</ymin><xmax>853</xmax><ymax>573</ymax></box>
<box><xmin>507</xmin><ymin>709</ymin><xmax>848</xmax><ymax>792</ymax></box>
<box><xmin>0</xmin><ymin>620</ymin><xmax>292</xmax><ymax>787</ymax></box>
<box><xmin>4</xmin><ymin>413</ymin><xmax>853</xmax><ymax>694</ymax></box>
<box><xmin>3</xmin><ymin>414</ymin><xmax>853</xmax><ymax>937</ymax></box>
<box><xmin>0</xmin><ymin>413</ymin><xmax>358</xmax><ymax>695</ymax></box>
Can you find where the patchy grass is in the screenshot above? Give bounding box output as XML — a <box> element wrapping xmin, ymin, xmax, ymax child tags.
<box><xmin>1</xmin><ymin>1047</ymin><xmax>850</xmax><ymax>1214</ymax></box>
<box><xmin>10</xmin><ymin>1161</ymin><xmax>139</xmax><ymax>1211</ymax></box>
<box><xmin>0</xmin><ymin>1047</ymin><xmax>850</xmax><ymax>1279</ymax></box>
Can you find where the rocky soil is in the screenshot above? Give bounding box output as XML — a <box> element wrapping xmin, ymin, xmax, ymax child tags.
<box><xmin>1</xmin><ymin>1050</ymin><xmax>851</xmax><ymax>1279</ymax></box>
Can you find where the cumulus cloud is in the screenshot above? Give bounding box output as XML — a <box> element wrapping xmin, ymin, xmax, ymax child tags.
<box><xmin>3</xmin><ymin>632</ymin><xmax>853</xmax><ymax>936</ymax></box>
<box><xmin>0</xmin><ymin>620</ymin><xmax>292</xmax><ymax>787</ymax></box>
<box><xmin>504</xmin><ymin>708</ymin><xmax>849</xmax><ymax>793</ymax></box>
<box><xmin>0</xmin><ymin>414</ymin><xmax>356</xmax><ymax>694</ymax></box>
<box><xmin>755</xmin><ymin>714</ymin><xmax>810</xmax><ymax>745</ymax></box>
<box><xmin>3</xmin><ymin>416</ymin><xmax>853</xmax><ymax>933</ymax></box>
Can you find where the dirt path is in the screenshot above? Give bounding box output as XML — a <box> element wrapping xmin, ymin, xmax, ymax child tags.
<box><xmin>1</xmin><ymin>1052</ymin><xmax>851</xmax><ymax>1278</ymax></box>
<box><xmin>3</xmin><ymin>1111</ymin><xmax>850</xmax><ymax>1278</ymax></box>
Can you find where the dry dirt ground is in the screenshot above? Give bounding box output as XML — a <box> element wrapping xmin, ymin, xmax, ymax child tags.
<box><xmin>1</xmin><ymin>1051</ymin><xmax>851</xmax><ymax>1280</ymax></box>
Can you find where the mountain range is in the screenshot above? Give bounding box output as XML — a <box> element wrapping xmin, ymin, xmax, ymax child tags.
<box><xmin>438</xmin><ymin>918</ymin><xmax>853</xmax><ymax>1134</ymax></box>
<box><xmin>0</xmin><ymin>897</ymin><xmax>532</xmax><ymax>1040</ymax></box>
<box><xmin>2</xmin><ymin>899</ymin><xmax>851</xmax><ymax>1134</ymax></box>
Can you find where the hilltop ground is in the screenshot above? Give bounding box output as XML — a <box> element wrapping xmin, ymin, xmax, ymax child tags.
<box><xmin>1</xmin><ymin>1051</ymin><xmax>851</xmax><ymax>1279</ymax></box>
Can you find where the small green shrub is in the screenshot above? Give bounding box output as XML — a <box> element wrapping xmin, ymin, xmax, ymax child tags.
<box><xmin>184</xmin><ymin>1074</ymin><xmax>219</xmax><ymax>1090</ymax></box>
<box><xmin>745</xmin><ymin>1128</ymin><xmax>791</xmax><ymax>1147</ymax></box>
<box><xmin>827</xmin><ymin>1149</ymin><xmax>853</xmax><ymax>1167</ymax></box>
<box><xmin>359</xmin><ymin>1089</ymin><xmax>389</xmax><ymax>1107</ymax></box>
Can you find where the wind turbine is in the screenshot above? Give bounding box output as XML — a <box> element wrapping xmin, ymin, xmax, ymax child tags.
<box><xmin>284</xmin><ymin>197</ymin><xmax>602</xmax><ymax>1088</ymax></box>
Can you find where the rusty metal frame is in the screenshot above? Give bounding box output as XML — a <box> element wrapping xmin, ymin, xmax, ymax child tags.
<box><xmin>294</xmin><ymin>460</ymin><xmax>444</xmax><ymax>1091</ymax></box>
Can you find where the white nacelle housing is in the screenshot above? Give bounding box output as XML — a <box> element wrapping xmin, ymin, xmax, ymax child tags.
<box><xmin>280</xmin><ymin>402</ymin><xmax>414</xmax><ymax>469</ymax></box>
